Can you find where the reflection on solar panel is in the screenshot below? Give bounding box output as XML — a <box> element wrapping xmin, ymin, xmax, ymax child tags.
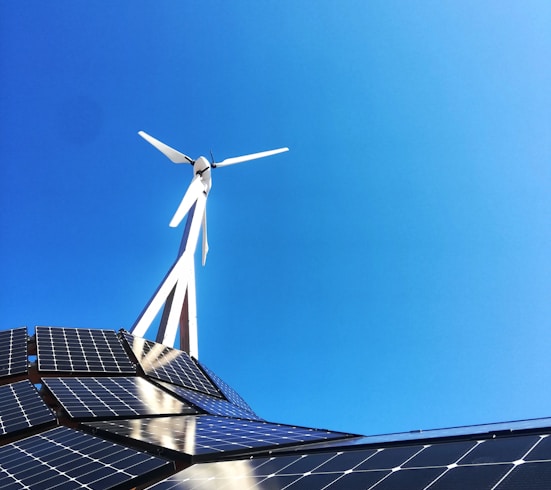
<box><xmin>200</xmin><ymin>361</ymin><xmax>257</xmax><ymax>414</ymax></box>
<box><xmin>0</xmin><ymin>380</ymin><xmax>55</xmax><ymax>436</ymax></box>
<box><xmin>36</xmin><ymin>326</ymin><xmax>135</xmax><ymax>373</ymax></box>
<box><xmin>43</xmin><ymin>376</ymin><xmax>198</xmax><ymax>419</ymax></box>
<box><xmin>85</xmin><ymin>415</ymin><xmax>354</xmax><ymax>459</ymax></box>
<box><xmin>156</xmin><ymin>380</ymin><xmax>261</xmax><ymax>420</ymax></box>
<box><xmin>0</xmin><ymin>327</ymin><xmax>27</xmax><ymax>378</ymax></box>
<box><xmin>0</xmin><ymin>426</ymin><xmax>171</xmax><ymax>489</ymax></box>
<box><xmin>147</xmin><ymin>433</ymin><xmax>551</xmax><ymax>489</ymax></box>
<box><xmin>122</xmin><ymin>332</ymin><xmax>220</xmax><ymax>397</ymax></box>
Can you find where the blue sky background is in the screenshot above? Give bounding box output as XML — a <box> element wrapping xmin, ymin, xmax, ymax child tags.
<box><xmin>1</xmin><ymin>1</ymin><xmax>550</xmax><ymax>436</ymax></box>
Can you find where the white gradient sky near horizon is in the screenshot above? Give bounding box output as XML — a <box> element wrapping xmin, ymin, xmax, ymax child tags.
<box><xmin>1</xmin><ymin>1</ymin><xmax>550</xmax><ymax>435</ymax></box>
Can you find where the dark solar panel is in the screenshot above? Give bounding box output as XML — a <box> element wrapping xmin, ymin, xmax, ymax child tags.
<box><xmin>0</xmin><ymin>327</ymin><xmax>27</xmax><ymax>378</ymax></box>
<box><xmin>428</xmin><ymin>464</ymin><xmax>513</xmax><ymax>490</ymax></box>
<box><xmin>43</xmin><ymin>376</ymin><xmax>198</xmax><ymax>419</ymax></box>
<box><xmin>156</xmin><ymin>380</ymin><xmax>262</xmax><ymax>420</ymax></box>
<box><xmin>36</xmin><ymin>326</ymin><xmax>135</xmax><ymax>374</ymax></box>
<box><xmin>403</xmin><ymin>440</ymin><xmax>477</xmax><ymax>467</ymax></box>
<box><xmin>199</xmin><ymin>361</ymin><xmax>257</xmax><ymax>414</ymax></box>
<box><xmin>146</xmin><ymin>431</ymin><xmax>551</xmax><ymax>489</ymax></box>
<box><xmin>495</xmin><ymin>461</ymin><xmax>551</xmax><ymax>489</ymax></box>
<box><xmin>122</xmin><ymin>332</ymin><xmax>221</xmax><ymax>397</ymax></box>
<box><xmin>526</xmin><ymin>435</ymin><xmax>551</xmax><ymax>461</ymax></box>
<box><xmin>0</xmin><ymin>426</ymin><xmax>171</xmax><ymax>489</ymax></box>
<box><xmin>355</xmin><ymin>444</ymin><xmax>424</xmax><ymax>470</ymax></box>
<box><xmin>457</xmin><ymin>434</ymin><xmax>541</xmax><ymax>464</ymax></box>
<box><xmin>0</xmin><ymin>380</ymin><xmax>55</xmax><ymax>436</ymax></box>
<box><xmin>85</xmin><ymin>415</ymin><xmax>354</xmax><ymax>459</ymax></box>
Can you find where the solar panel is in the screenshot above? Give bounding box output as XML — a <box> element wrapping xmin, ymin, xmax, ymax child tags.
<box><xmin>156</xmin><ymin>380</ymin><xmax>262</xmax><ymax>420</ymax></box>
<box><xmin>0</xmin><ymin>380</ymin><xmax>55</xmax><ymax>436</ymax></box>
<box><xmin>0</xmin><ymin>327</ymin><xmax>27</xmax><ymax>378</ymax></box>
<box><xmin>36</xmin><ymin>326</ymin><xmax>135</xmax><ymax>374</ymax></box>
<box><xmin>85</xmin><ymin>415</ymin><xmax>355</xmax><ymax>459</ymax></box>
<box><xmin>0</xmin><ymin>426</ymin><xmax>172</xmax><ymax>489</ymax></box>
<box><xmin>122</xmin><ymin>332</ymin><xmax>221</xmax><ymax>397</ymax></box>
<box><xmin>199</xmin><ymin>361</ymin><xmax>257</xmax><ymax>414</ymax></box>
<box><xmin>42</xmin><ymin>376</ymin><xmax>198</xmax><ymax>419</ymax></box>
<box><xmin>147</xmin><ymin>432</ymin><xmax>551</xmax><ymax>489</ymax></box>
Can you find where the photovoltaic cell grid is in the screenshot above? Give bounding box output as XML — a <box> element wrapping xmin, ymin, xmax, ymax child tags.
<box><xmin>36</xmin><ymin>326</ymin><xmax>135</xmax><ymax>373</ymax></box>
<box><xmin>43</xmin><ymin>376</ymin><xmax>198</xmax><ymax>419</ymax></box>
<box><xmin>147</xmin><ymin>433</ymin><xmax>551</xmax><ymax>489</ymax></box>
<box><xmin>85</xmin><ymin>415</ymin><xmax>354</xmax><ymax>458</ymax></box>
<box><xmin>0</xmin><ymin>426</ymin><xmax>171</xmax><ymax>490</ymax></box>
<box><xmin>156</xmin><ymin>380</ymin><xmax>262</xmax><ymax>420</ymax></box>
<box><xmin>200</xmin><ymin>361</ymin><xmax>258</xmax><ymax>415</ymax></box>
<box><xmin>122</xmin><ymin>332</ymin><xmax>221</xmax><ymax>397</ymax></box>
<box><xmin>0</xmin><ymin>327</ymin><xmax>27</xmax><ymax>378</ymax></box>
<box><xmin>0</xmin><ymin>380</ymin><xmax>55</xmax><ymax>436</ymax></box>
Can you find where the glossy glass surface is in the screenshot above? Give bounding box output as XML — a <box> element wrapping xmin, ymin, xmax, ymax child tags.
<box><xmin>122</xmin><ymin>332</ymin><xmax>221</xmax><ymax>397</ymax></box>
<box><xmin>86</xmin><ymin>415</ymin><xmax>353</xmax><ymax>458</ymax></box>
<box><xmin>43</xmin><ymin>376</ymin><xmax>197</xmax><ymax>419</ymax></box>
<box><xmin>147</xmin><ymin>431</ymin><xmax>551</xmax><ymax>490</ymax></box>
<box><xmin>157</xmin><ymin>380</ymin><xmax>262</xmax><ymax>420</ymax></box>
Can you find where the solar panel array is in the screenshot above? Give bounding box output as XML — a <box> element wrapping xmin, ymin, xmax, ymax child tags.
<box><xmin>156</xmin><ymin>380</ymin><xmax>262</xmax><ymax>420</ymax></box>
<box><xmin>0</xmin><ymin>426</ymin><xmax>171</xmax><ymax>489</ymax></box>
<box><xmin>36</xmin><ymin>326</ymin><xmax>135</xmax><ymax>373</ymax></box>
<box><xmin>2</xmin><ymin>324</ymin><xmax>550</xmax><ymax>489</ymax></box>
<box><xmin>0</xmin><ymin>380</ymin><xmax>55</xmax><ymax>435</ymax></box>
<box><xmin>0</xmin><ymin>327</ymin><xmax>27</xmax><ymax>378</ymax></box>
<box><xmin>148</xmin><ymin>432</ymin><xmax>551</xmax><ymax>489</ymax></box>
<box><xmin>43</xmin><ymin>376</ymin><xmax>198</xmax><ymax>419</ymax></box>
<box><xmin>85</xmin><ymin>415</ymin><xmax>354</xmax><ymax>458</ymax></box>
<box><xmin>122</xmin><ymin>331</ymin><xmax>221</xmax><ymax>397</ymax></box>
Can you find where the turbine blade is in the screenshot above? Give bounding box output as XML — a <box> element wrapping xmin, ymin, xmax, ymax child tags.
<box><xmin>213</xmin><ymin>147</ymin><xmax>289</xmax><ymax>167</ymax></box>
<box><xmin>138</xmin><ymin>131</ymin><xmax>193</xmax><ymax>164</ymax></box>
<box><xmin>201</xmin><ymin>207</ymin><xmax>209</xmax><ymax>266</ymax></box>
<box><xmin>169</xmin><ymin>176</ymin><xmax>204</xmax><ymax>228</ymax></box>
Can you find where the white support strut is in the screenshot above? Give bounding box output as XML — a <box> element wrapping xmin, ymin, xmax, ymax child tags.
<box><xmin>130</xmin><ymin>193</ymin><xmax>205</xmax><ymax>358</ymax></box>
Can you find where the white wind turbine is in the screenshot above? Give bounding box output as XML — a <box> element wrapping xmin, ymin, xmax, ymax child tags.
<box><xmin>130</xmin><ymin>131</ymin><xmax>288</xmax><ymax>357</ymax></box>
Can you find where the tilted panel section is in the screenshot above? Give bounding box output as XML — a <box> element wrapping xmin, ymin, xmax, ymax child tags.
<box><xmin>156</xmin><ymin>380</ymin><xmax>262</xmax><ymax>420</ymax></box>
<box><xmin>200</xmin><ymin>361</ymin><xmax>258</xmax><ymax>415</ymax></box>
<box><xmin>147</xmin><ymin>432</ymin><xmax>551</xmax><ymax>490</ymax></box>
<box><xmin>36</xmin><ymin>326</ymin><xmax>135</xmax><ymax>374</ymax></box>
<box><xmin>0</xmin><ymin>380</ymin><xmax>55</xmax><ymax>436</ymax></box>
<box><xmin>0</xmin><ymin>327</ymin><xmax>27</xmax><ymax>378</ymax></box>
<box><xmin>85</xmin><ymin>415</ymin><xmax>355</xmax><ymax>459</ymax></box>
<box><xmin>43</xmin><ymin>376</ymin><xmax>198</xmax><ymax>419</ymax></box>
<box><xmin>0</xmin><ymin>426</ymin><xmax>171</xmax><ymax>489</ymax></box>
<box><xmin>122</xmin><ymin>332</ymin><xmax>220</xmax><ymax>397</ymax></box>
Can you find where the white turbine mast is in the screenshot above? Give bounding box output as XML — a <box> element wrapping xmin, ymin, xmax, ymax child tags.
<box><xmin>130</xmin><ymin>131</ymin><xmax>288</xmax><ymax>357</ymax></box>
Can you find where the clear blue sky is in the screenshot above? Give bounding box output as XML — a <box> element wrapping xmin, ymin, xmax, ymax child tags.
<box><xmin>1</xmin><ymin>1</ymin><xmax>550</xmax><ymax>436</ymax></box>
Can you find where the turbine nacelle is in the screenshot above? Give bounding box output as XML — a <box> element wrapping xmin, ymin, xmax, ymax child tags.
<box><xmin>192</xmin><ymin>156</ymin><xmax>212</xmax><ymax>195</ymax></box>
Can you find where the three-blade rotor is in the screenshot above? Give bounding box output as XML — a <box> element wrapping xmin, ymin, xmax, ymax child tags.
<box><xmin>138</xmin><ymin>131</ymin><xmax>288</xmax><ymax>266</ymax></box>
